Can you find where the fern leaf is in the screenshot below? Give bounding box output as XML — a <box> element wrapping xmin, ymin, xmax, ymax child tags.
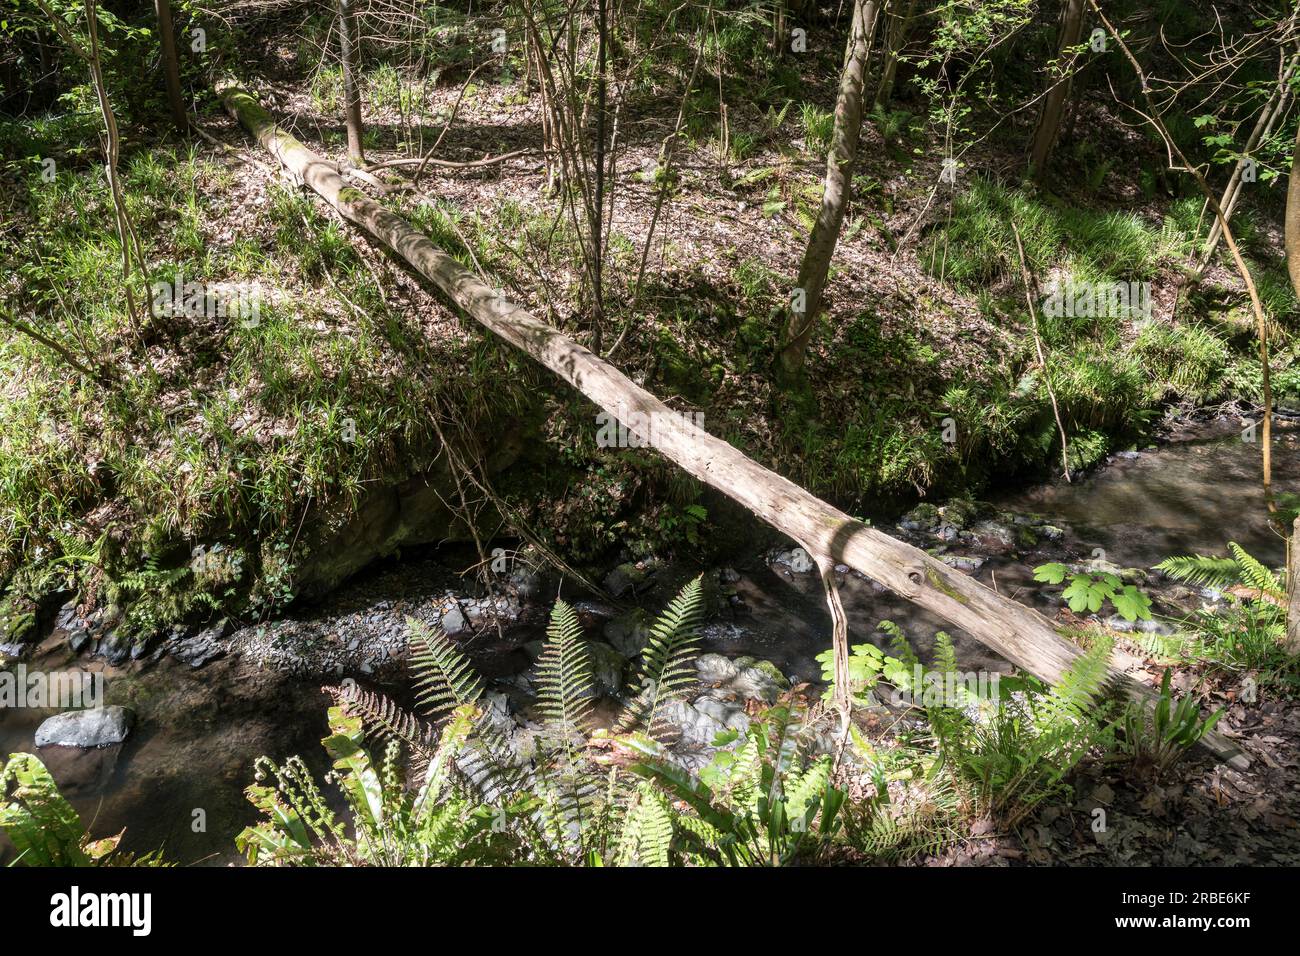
<box><xmin>406</xmin><ymin>617</ymin><xmax>483</xmax><ymax>721</ymax></box>
<box><xmin>1155</xmin><ymin>554</ymin><xmax>1240</xmax><ymax>590</ymax></box>
<box><xmin>1228</xmin><ymin>542</ymin><xmax>1283</xmax><ymax>597</ymax></box>
<box><xmin>536</xmin><ymin>599</ymin><xmax>594</xmax><ymax>741</ymax></box>
<box><xmin>620</xmin><ymin>576</ymin><xmax>705</xmax><ymax>736</ymax></box>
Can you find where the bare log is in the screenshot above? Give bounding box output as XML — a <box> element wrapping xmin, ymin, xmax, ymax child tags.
<box><xmin>1287</xmin><ymin>518</ymin><xmax>1300</xmax><ymax>655</ymax></box>
<box><xmin>218</xmin><ymin>82</ymin><xmax>1247</xmax><ymax>769</ymax></box>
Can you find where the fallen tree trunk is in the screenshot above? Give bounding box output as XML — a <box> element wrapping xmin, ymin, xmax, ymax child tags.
<box><xmin>219</xmin><ymin>82</ymin><xmax>1247</xmax><ymax>768</ymax></box>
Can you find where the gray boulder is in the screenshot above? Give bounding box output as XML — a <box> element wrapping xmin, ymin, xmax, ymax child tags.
<box><xmin>35</xmin><ymin>706</ymin><xmax>133</xmax><ymax>748</ymax></box>
<box><xmin>603</xmin><ymin>609</ymin><xmax>652</xmax><ymax>658</ymax></box>
<box><xmin>585</xmin><ymin>641</ymin><xmax>626</xmax><ymax>697</ymax></box>
<box><xmin>172</xmin><ymin>619</ymin><xmax>228</xmax><ymax>668</ymax></box>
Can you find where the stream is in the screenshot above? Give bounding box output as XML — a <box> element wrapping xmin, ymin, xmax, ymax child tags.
<box><xmin>2</xmin><ymin>418</ymin><xmax>1294</xmax><ymax>865</ymax></box>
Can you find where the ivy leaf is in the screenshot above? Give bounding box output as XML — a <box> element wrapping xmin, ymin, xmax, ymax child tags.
<box><xmin>1063</xmin><ymin>574</ymin><xmax>1104</xmax><ymax>613</ymax></box>
<box><xmin>1111</xmin><ymin>585</ymin><xmax>1153</xmax><ymax>622</ymax></box>
<box><xmin>1033</xmin><ymin>562</ymin><xmax>1068</xmax><ymax>585</ymax></box>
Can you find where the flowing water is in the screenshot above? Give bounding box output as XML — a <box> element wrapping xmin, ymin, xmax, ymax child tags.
<box><xmin>2</xmin><ymin>421</ymin><xmax>1294</xmax><ymax>865</ymax></box>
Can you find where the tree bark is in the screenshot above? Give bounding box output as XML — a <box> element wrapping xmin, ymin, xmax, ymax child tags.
<box><xmin>777</xmin><ymin>0</ymin><xmax>878</xmax><ymax>383</ymax></box>
<box><xmin>591</xmin><ymin>0</ymin><xmax>608</xmax><ymax>352</ymax></box>
<box><xmin>1029</xmin><ymin>0</ymin><xmax>1086</xmax><ymax>182</ymax></box>
<box><xmin>1287</xmin><ymin>118</ymin><xmax>1300</xmax><ymax>299</ymax></box>
<box><xmin>873</xmin><ymin>0</ymin><xmax>916</xmax><ymax>111</ymax></box>
<box><xmin>1287</xmin><ymin>518</ymin><xmax>1300</xmax><ymax>654</ymax></box>
<box><xmin>219</xmin><ymin>81</ymin><xmax>1247</xmax><ymax>769</ymax></box>
<box><xmin>154</xmin><ymin>0</ymin><xmax>186</xmax><ymax>128</ymax></box>
<box><xmin>337</xmin><ymin>0</ymin><xmax>365</xmax><ymax>164</ymax></box>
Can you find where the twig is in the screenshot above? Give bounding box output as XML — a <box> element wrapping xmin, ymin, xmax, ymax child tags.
<box><xmin>1010</xmin><ymin>222</ymin><xmax>1071</xmax><ymax>483</ymax></box>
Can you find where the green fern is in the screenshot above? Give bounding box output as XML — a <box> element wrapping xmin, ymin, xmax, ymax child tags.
<box><xmin>614</xmin><ymin>782</ymin><xmax>676</xmax><ymax>866</ymax></box>
<box><xmin>1</xmin><ymin>753</ymin><xmax>165</xmax><ymax>866</ymax></box>
<box><xmin>535</xmin><ymin>599</ymin><xmax>594</xmax><ymax>742</ymax></box>
<box><xmin>620</xmin><ymin>576</ymin><xmax>705</xmax><ymax>736</ymax></box>
<box><xmin>1156</xmin><ymin>542</ymin><xmax>1282</xmax><ymax>598</ymax></box>
<box><xmin>407</xmin><ymin>617</ymin><xmax>484</xmax><ymax>720</ymax></box>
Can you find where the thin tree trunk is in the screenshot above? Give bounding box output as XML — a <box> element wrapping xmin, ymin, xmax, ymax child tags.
<box><xmin>154</xmin><ymin>0</ymin><xmax>186</xmax><ymax>127</ymax></box>
<box><xmin>338</xmin><ymin>0</ymin><xmax>365</xmax><ymax>164</ymax></box>
<box><xmin>221</xmin><ymin>81</ymin><xmax>1246</xmax><ymax>768</ymax></box>
<box><xmin>1091</xmin><ymin>0</ymin><xmax>1272</xmax><ymax>496</ymax></box>
<box><xmin>1200</xmin><ymin>54</ymin><xmax>1297</xmax><ymax>272</ymax></box>
<box><xmin>1287</xmin><ymin>517</ymin><xmax>1300</xmax><ymax>654</ymax></box>
<box><xmin>1029</xmin><ymin>0</ymin><xmax>1086</xmax><ymax>182</ymax></box>
<box><xmin>874</xmin><ymin>0</ymin><xmax>915</xmax><ymax>110</ymax></box>
<box><xmin>591</xmin><ymin>0</ymin><xmax>608</xmax><ymax>352</ymax></box>
<box><xmin>1287</xmin><ymin>118</ymin><xmax>1300</xmax><ymax>299</ymax></box>
<box><xmin>777</xmin><ymin>0</ymin><xmax>878</xmax><ymax>383</ymax></box>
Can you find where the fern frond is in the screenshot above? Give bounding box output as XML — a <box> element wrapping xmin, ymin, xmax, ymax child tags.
<box><xmin>615</xmin><ymin>782</ymin><xmax>675</xmax><ymax>866</ymax></box>
<box><xmin>406</xmin><ymin>617</ymin><xmax>483</xmax><ymax>720</ymax></box>
<box><xmin>933</xmin><ymin>632</ymin><xmax>959</xmax><ymax>678</ymax></box>
<box><xmin>620</xmin><ymin>576</ymin><xmax>705</xmax><ymax>736</ymax></box>
<box><xmin>1155</xmin><ymin>554</ymin><xmax>1240</xmax><ymax>590</ymax></box>
<box><xmin>535</xmin><ymin>600</ymin><xmax>594</xmax><ymax>741</ymax></box>
<box><xmin>1228</xmin><ymin>542</ymin><xmax>1283</xmax><ymax>597</ymax></box>
<box><xmin>1037</xmin><ymin>635</ymin><xmax>1116</xmax><ymax>732</ymax></box>
<box><xmin>326</xmin><ymin>683</ymin><xmax>435</xmax><ymax>771</ymax></box>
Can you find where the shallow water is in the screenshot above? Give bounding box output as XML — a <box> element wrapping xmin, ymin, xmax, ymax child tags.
<box><xmin>996</xmin><ymin>425</ymin><xmax>1300</xmax><ymax>569</ymax></box>
<box><xmin>2</xmin><ymin>422</ymin><xmax>1295</xmax><ymax>864</ymax></box>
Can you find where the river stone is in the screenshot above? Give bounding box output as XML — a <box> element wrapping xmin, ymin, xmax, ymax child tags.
<box><xmin>697</xmin><ymin>653</ymin><xmax>740</xmax><ymax>683</ymax></box>
<box><xmin>67</xmin><ymin>628</ymin><xmax>92</xmax><ymax>654</ymax></box>
<box><xmin>971</xmin><ymin>520</ymin><xmax>1016</xmax><ymax>550</ymax></box>
<box><xmin>439</xmin><ymin>604</ymin><xmax>468</xmax><ymax>635</ymax></box>
<box><xmin>899</xmin><ymin>503</ymin><xmax>942</xmax><ymax>532</ymax></box>
<box><xmin>172</xmin><ymin>619</ymin><xmax>229</xmax><ymax>668</ymax></box>
<box><xmin>585</xmin><ymin>641</ymin><xmax>625</xmax><ymax>697</ymax></box>
<box><xmin>940</xmin><ymin>554</ymin><xmax>986</xmax><ymax>573</ymax></box>
<box><xmin>35</xmin><ymin>706</ymin><xmax>132</xmax><ymax>748</ymax></box>
<box><xmin>603</xmin><ymin>561</ymin><xmax>654</xmax><ymax>598</ymax></box>
<box><xmin>771</xmin><ymin>548</ymin><xmax>815</xmax><ymax>573</ymax></box>
<box><xmin>603</xmin><ymin>609</ymin><xmax>651</xmax><ymax>657</ymax></box>
<box><xmin>940</xmin><ymin>498</ymin><xmax>978</xmax><ymax>530</ymax></box>
<box><xmin>55</xmin><ymin>600</ymin><xmax>81</xmax><ymax>633</ymax></box>
<box><xmin>693</xmin><ymin>697</ymin><xmax>750</xmax><ymax>734</ymax></box>
<box><xmin>660</xmin><ymin>698</ymin><xmax>727</xmax><ymax>748</ymax></box>
<box><xmin>96</xmin><ymin>631</ymin><xmax>132</xmax><ymax>666</ymax></box>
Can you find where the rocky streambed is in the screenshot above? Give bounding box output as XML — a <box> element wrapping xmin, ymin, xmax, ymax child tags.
<box><xmin>3</xmin><ymin>418</ymin><xmax>1299</xmax><ymax>865</ymax></box>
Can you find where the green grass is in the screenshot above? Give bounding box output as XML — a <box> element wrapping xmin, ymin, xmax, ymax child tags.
<box><xmin>0</xmin><ymin>133</ymin><xmax>523</xmax><ymax>632</ymax></box>
<box><xmin>924</xmin><ymin>177</ymin><xmax>1164</xmax><ymax>289</ymax></box>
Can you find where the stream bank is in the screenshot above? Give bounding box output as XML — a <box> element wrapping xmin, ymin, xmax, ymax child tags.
<box><xmin>2</xmin><ymin>416</ymin><xmax>1299</xmax><ymax>865</ymax></box>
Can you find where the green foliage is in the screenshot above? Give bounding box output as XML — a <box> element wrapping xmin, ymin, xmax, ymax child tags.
<box><xmin>408</xmin><ymin>618</ymin><xmax>484</xmax><ymax>720</ymax></box>
<box><xmin>1</xmin><ymin>753</ymin><xmax>165</xmax><ymax>866</ymax></box>
<box><xmin>1155</xmin><ymin>542</ymin><xmax>1283</xmax><ymax>599</ymax></box>
<box><xmin>799</xmin><ymin>102</ymin><xmax>834</xmax><ymax>154</ymax></box>
<box><xmin>814</xmin><ymin>625</ymin><xmax>913</xmax><ymax>706</ymax></box>
<box><xmin>1120</xmin><ymin>669</ymin><xmax>1223</xmax><ymax>775</ymax></box>
<box><xmin>237</xmin><ymin>704</ymin><xmax>503</xmax><ymax>866</ymax></box>
<box><xmin>923</xmin><ymin>631</ymin><xmax>1120</xmax><ymax>826</ymax></box>
<box><xmin>625</xmin><ymin>702</ymin><xmax>847</xmax><ymax>866</ymax></box>
<box><xmin>1034</xmin><ymin>563</ymin><xmax>1153</xmax><ymax>620</ymax></box>
<box><xmin>621</xmin><ymin>576</ymin><xmax>705</xmax><ymax>736</ymax></box>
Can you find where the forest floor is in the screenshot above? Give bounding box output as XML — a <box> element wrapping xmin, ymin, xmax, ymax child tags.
<box><xmin>4</xmin><ymin>11</ymin><xmax>1300</xmax><ymax>868</ymax></box>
